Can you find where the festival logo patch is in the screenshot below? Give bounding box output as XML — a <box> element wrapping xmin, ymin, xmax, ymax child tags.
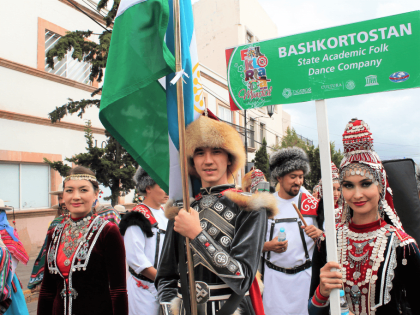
<box><xmin>235</xmin><ymin>46</ymin><xmax>272</xmax><ymax>107</ymax></box>
<box><xmin>389</xmin><ymin>71</ymin><xmax>409</xmax><ymax>83</ymax></box>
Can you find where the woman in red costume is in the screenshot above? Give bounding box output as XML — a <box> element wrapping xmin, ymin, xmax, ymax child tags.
<box><xmin>37</xmin><ymin>166</ymin><xmax>128</xmax><ymax>315</ymax></box>
<box><xmin>308</xmin><ymin>119</ymin><xmax>420</xmax><ymax>315</ymax></box>
<box><xmin>317</xmin><ymin>162</ymin><xmax>343</xmax><ymax>226</ymax></box>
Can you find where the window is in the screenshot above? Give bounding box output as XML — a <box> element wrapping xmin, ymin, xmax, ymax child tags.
<box><xmin>249</xmin><ymin>119</ymin><xmax>255</xmax><ymax>147</ymax></box>
<box><xmin>45</xmin><ymin>30</ymin><xmax>92</xmax><ymax>84</ymax></box>
<box><xmin>218</xmin><ymin>105</ymin><xmax>232</xmax><ymax>123</ymax></box>
<box><xmin>276</xmin><ymin>135</ymin><xmax>280</xmax><ymax>146</ymax></box>
<box><xmin>260</xmin><ymin>123</ymin><xmax>266</xmax><ymax>144</ymax></box>
<box><xmin>246</xmin><ymin>32</ymin><xmax>253</xmax><ymax>43</ymax></box>
<box><xmin>0</xmin><ymin>163</ymin><xmax>50</xmax><ymax>209</ymax></box>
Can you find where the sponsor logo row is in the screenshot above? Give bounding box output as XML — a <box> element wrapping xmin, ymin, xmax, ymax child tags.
<box><xmin>282</xmin><ymin>71</ymin><xmax>409</xmax><ymax>98</ymax></box>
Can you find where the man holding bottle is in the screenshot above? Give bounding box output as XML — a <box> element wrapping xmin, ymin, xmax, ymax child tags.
<box><xmin>262</xmin><ymin>147</ymin><xmax>323</xmax><ymax>315</ymax></box>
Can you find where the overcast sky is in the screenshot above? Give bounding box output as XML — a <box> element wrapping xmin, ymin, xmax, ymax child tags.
<box><xmin>256</xmin><ymin>0</ymin><xmax>420</xmax><ymax>164</ymax></box>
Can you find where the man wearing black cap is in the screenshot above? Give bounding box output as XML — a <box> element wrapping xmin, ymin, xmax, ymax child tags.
<box><xmin>263</xmin><ymin>147</ymin><xmax>323</xmax><ymax>315</ymax></box>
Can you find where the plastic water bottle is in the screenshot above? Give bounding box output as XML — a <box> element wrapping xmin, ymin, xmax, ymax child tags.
<box><xmin>340</xmin><ymin>290</ymin><xmax>349</xmax><ymax>315</ymax></box>
<box><xmin>277</xmin><ymin>227</ymin><xmax>286</xmax><ymax>242</ymax></box>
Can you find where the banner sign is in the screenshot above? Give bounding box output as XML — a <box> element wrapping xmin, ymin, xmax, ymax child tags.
<box><xmin>225</xmin><ymin>11</ymin><xmax>420</xmax><ymax>110</ymax></box>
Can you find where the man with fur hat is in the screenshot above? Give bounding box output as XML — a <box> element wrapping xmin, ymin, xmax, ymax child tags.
<box><xmin>155</xmin><ymin>113</ymin><xmax>277</xmax><ymax>315</ymax></box>
<box><xmin>120</xmin><ymin>167</ymin><xmax>169</xmax><ymax>315</ymax></box>
<box><xmin>262</xmin><ymin>147</ymin><xmax>323</xmax><ymax>315</ymax></box>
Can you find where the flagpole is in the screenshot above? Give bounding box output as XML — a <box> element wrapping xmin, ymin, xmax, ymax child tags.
<box><xmin>173</xmin><ymin>0</ymin><xmax>198</xmax><ymax>313</ymax></box>
<box><xmin>315</xmin><ymin>99</ymin><xmax>340</xmax><ymax>314</ymax></box>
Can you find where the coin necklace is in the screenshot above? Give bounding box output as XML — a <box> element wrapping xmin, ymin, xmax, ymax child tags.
<box><xmin>61</xmin><ymin>213</ymin><xmax>93</xmax><ymax>267</ymax></box>
<box><xmin>338</xmin><ymin>224</ymin><xmax>388</xmax><ymax>315</ymax></box>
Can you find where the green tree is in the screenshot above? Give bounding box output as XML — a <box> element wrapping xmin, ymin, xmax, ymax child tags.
<box><xmin>252</xmin><ymin>137</ymin><xmax>270</xmax><ymax>179</ymax></box>
<box><xmin>43</xmin><ymin>2</ymin><xmax>141</xmax><ymax>205</ymax></box>
<box><xmin>45</xmin><ymin>1</ymin><xmax>119</xmax><ymax>121</ymax></box>
<box><xmin>44</xmin><ymin>121</ymin><xmax>138</xmax><ymax>206</ymax></box>
<box><xmin>272</xmin><ymin>127</ymin><xmax>307</xmax><ymax>151</ymax></box>
<box><xmin>305</xmin><ymin>142</ymin><xmax>343</xmax><ymax>189</ymax></box>
<box><xmin>271</xmin><ymin>127</ymin><xmax>344</xmax><ymax>190</ymax></box>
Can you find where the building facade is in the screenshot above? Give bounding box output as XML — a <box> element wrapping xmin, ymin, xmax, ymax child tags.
<box><xmin>1</xmin><ymin>0</ymin><xmax>296</xmax><ymax>255</ymax></box>
<box><xmin>0</xmin><ymin>0</ymin><xmax>112</xmax><ymax>255</ymax></box>
<box><xmin>193</xmin><ymin>0</ymin><xmax>292</xmax><ymax>183</ymax></box>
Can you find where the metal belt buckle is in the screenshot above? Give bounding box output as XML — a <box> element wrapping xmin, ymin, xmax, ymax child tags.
<box><xmin>195</xmin><ymin>281</ymin><xmax>210</xmax><ymax>304</ymax></box>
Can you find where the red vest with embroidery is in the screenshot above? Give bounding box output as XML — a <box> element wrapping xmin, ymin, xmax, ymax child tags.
<box><xmin>299</xmin><ymin>192</ymin><xmax>319</xmax><ymax>217</ymax></box>
<box><xmin>132</xmin><ymin>204</ymin><xmax>157</xmax><ymax>225</ymax></box>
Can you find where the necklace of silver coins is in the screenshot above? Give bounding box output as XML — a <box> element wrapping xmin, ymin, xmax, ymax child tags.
<box><xmin>61</xmin><ymin>213</ymin><xmax>93</xmax><ymax>267</ymax></box>
<box><xmin>337</xmin><ymin>223</ymin><xmax>388</xmax><ymax>315</ymax></box>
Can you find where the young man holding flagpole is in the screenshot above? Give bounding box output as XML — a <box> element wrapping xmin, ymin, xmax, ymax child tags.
<box><xmin>155</xmin><ymin>112</ymin><xmax>277</xmax><ymax>315</ymax></box>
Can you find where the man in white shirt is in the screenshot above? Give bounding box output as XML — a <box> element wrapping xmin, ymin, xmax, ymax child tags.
<box><xmin>263</xmin><ymin>147</ymin><xmax>323</xmax><ymax>315</ymax></box>
<box><xmin>119</xmin><ymin>167</ymin><xmax>169</xmax><ymax>315</ymax></box>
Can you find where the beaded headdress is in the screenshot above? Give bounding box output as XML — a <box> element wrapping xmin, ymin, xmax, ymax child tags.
<box><xmin>250</xmin><ymin>169</ymin><xmax>266</xmax><ymax>193</ymax></box>
<box><xmin>64</xmin><ymin>174</ymin><xmax>97</xmax><ymax>182</ymax></box>
<box><xmin>242</xmin><ymin>168</ymin><xmax>266</xmax><ymax>193</ymax></box>
<box><xmin>338</xmin><ymin>118</ymin><xmax>403</xmax><ymax>229</ymax></box>
<box><xmin>318</xmin><ymin>162</ymin><xmax>340</xmax><ymax>199</ymax></box>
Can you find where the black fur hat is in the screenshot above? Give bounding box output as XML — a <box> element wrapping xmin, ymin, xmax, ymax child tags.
<box><xmin>269</xmin><ymin>147</ymin><xmax>310</xmax><ymax>182</ymax></box>
<box><xmin>133</xmin><ymin>167</ymin><xmax>156</xmax><ymax>195</ymax></box>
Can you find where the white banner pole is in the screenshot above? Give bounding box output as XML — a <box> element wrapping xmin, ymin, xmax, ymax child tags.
<box><xmin>315</xmin><ymin>99</ymin><xmax>340</xmax><ymax>314</ymax></box>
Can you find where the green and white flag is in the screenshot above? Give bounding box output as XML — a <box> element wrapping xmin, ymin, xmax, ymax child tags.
<box><xmin>100</xmin><ymin>0</ymin><xmax>205</xmax><ymax>195</ymax></box>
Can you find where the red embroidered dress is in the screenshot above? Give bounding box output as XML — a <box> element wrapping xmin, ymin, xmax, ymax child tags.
<box><xmin>38</xmin><ymin>213</ymin><xmax>128</xmax><ymax>315</ymax></box>
<box><xmin>310</xmin><ymin>219</ymin><xmax>420</xmax><ymax>315</ymax></box>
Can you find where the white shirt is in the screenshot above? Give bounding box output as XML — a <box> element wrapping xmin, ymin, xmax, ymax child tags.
<box><xmin>124</xmin><ymin>207</ymin><xmax>168</xmax><ymax>274</ymax></box>
<box><xmin>263</xmin><ymin>192</ymin><xmax>317</xmax><ymax>315</ymax></box>
<box><xmin>266</xmin><ymin>192</ymin><xmax>316</xmax><ymax>269</ymax></box>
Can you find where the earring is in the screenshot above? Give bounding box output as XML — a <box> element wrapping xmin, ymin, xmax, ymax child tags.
<box><xmin>344</xmin><ymin>204</ymin><xmax>351</xmax><ymax>223</ymax></box>
<box><xmin>378</xmin><ymin>201</ymin><xmax>385</xmax><ymax>219</ymax></box>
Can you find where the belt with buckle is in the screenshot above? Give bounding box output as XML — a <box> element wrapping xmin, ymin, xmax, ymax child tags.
<box><xmin>266</xmin><ymin>260</ymin><xmax>312</xmax><ymax>274</ymax></box>
<box><xmin>176</xmin><ymin>281</ymin><xmax>249</xmax><ymax>304</ymax></box>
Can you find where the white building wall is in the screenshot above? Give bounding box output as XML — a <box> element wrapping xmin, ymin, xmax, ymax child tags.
<box><xmin>0</xmin><ymin>0</ymin><xmax>104</xmax><ymax>69</ymax></box>
<box><xmin>0</xmin><ymin>119</ymin><xmax>107</xmax><ymax>160</ymax></box>
<box><xmin>0</xmin><ymin>0</ymin><xmax>112</xmax><ymax>254</ymax></box>
<box><xmin>0</xmin><ymin>67</ymin><xmax>102</xmax><ymax>128</ymax></box>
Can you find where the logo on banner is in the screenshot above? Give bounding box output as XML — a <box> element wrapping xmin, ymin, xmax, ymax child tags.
<box><xmin>345</xmin><ymin>80</ymin><xmax>356</xmax><ymax>90</ymax></box>
<box><xmin>389</xmin><ymin>71</ymin><xmax>409</xmax><ymax>83</ymax></box>
<box><xmin>282</xmin><ymin>87</ymin><xmax>311</xmax><ymax>98</ymax></box>
<box><xmin>282</xmin><ymin>88</ymin><xmax>292</xmax><ymax>98</ymax></box>
<box><xmin>321</xmin><ymin>83</ymin><xmax>343</xmax><ymax>91</ymax></box>
<box><xmin>236</xmin><ymin>46</ymin><xmax>272</xmax><ymax>106</ymax></box>
<box><xmin>365</xmin><ymin>75</ymin><xmax>379</xmax><ymax>86</ymax></box>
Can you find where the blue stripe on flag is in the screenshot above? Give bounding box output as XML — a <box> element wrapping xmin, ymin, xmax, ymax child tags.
<box><xmin>166</xmin><ymin>0</ymin><xmax>195</xmax><ymax>150</ymax></box>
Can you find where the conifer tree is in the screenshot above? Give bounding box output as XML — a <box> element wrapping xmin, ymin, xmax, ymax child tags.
<box><xmin>44</xmin><ymin>1</ymin><xmax>140</xmax><ymax>205</ymax></box>
<box><xmin>252</xmin><ymin>138</ymin><xmax>270</xmax><ymax>179</ymax></box>
<box><xmin>44</xmin><ymin>121</ymin><xmax>137</xmax><ymax>206</ymax></box>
